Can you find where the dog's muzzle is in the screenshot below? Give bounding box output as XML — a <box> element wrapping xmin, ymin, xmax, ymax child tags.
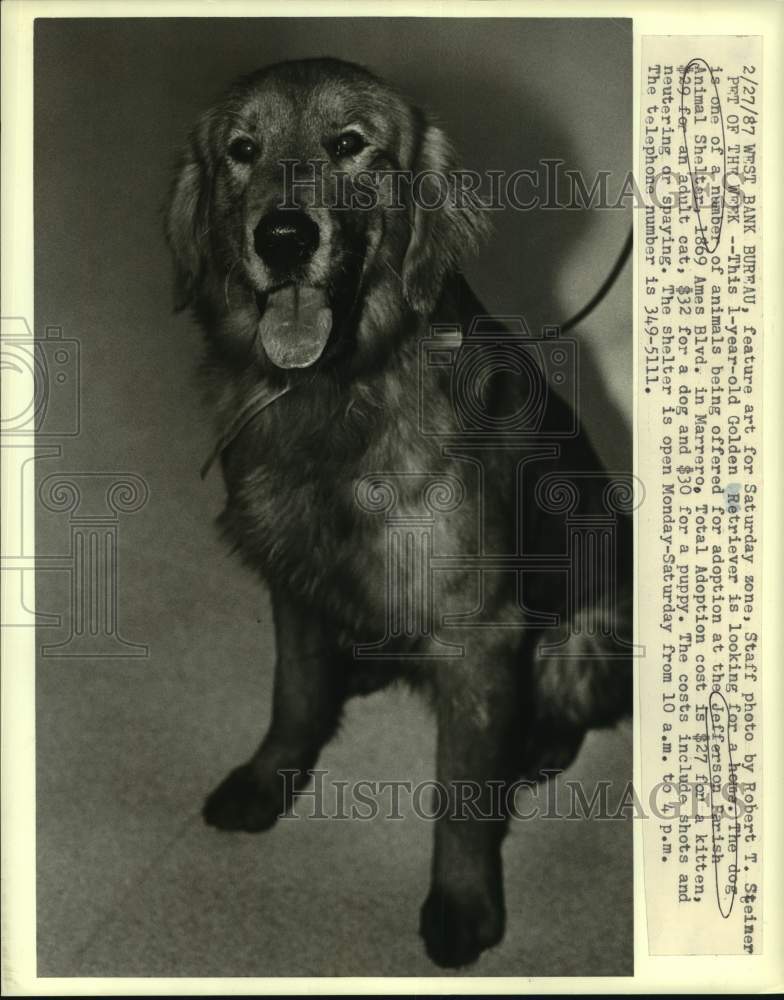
<box><xmin>252</xmin><ymin>210</ymin><xmax>332</xmax><ymax>370</ymax></box>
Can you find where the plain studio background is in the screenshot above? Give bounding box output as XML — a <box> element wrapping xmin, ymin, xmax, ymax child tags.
<box><xmin>34</xmin><ymin>18</ymin><xmax>633</xmax><ymax>977</ymax></box>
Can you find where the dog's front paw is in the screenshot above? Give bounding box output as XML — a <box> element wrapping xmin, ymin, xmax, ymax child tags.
<box><xmin>202</xmin><ymin>763</ymin><xmax>285</xmax><ymax>832</ymax></box>
<box><xmin>419</xmin><ymin>885</ymin><xmax>505</xmax><ymax>968</ymax></box>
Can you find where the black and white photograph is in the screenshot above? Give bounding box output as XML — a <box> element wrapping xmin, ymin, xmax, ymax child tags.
<box><xmin>28</xmin><ymin>13</ymin><xmax>636</xmax><ymax>980</ymax></box>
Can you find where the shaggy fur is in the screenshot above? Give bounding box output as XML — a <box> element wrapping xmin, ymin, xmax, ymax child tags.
<box><xmin>166</xmin><ymin>57</ymin><xmax>632</xmax><ymax>969</ymax></box>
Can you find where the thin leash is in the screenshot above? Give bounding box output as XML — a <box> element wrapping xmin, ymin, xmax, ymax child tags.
<box><xmin>559</xmin><ymin>228</ymin><xmax>632</xmax><ymax>334</ymax></box>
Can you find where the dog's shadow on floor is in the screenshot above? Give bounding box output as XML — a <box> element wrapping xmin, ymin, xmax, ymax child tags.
<box><xmin>399</xmin><ymin>66</ymin><xmax>633</xmax><ymax>472</ymax></box>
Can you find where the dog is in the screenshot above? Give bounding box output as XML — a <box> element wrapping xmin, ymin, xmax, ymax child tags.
<box><xmin>166</xmin><ymin>57</ymin><xmax>632</xmax><ymax>968</ymax></box>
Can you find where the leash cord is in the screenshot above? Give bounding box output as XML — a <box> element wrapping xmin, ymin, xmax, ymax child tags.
<box><xmin>200</xmin><ymin>381</ymin><xmax>292</xmax><ymax>479</ymax></box>
<box><xmin>559</xmin><ymin>228</ymin><xmax>632</xmax><ymax>333</ymax></box>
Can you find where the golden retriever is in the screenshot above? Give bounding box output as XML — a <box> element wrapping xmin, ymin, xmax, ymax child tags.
<box><xmin>166</xmin><ymin>57</ymin><xmax>632</xmax><ymax>968</ymax></box>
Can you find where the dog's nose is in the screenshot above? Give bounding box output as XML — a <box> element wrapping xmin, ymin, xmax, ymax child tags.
<box><xmin>253</xmin><ymin>210</ymin><xmax>320</xmax><ymax>271</ymax></box>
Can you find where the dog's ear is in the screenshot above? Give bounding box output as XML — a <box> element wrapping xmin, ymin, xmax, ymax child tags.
<box><xmin>165</xmin><ymin>117</ymin><xmax>214</xmax><ymax>311</ymax></box>
<box><xmin>402</xmin><ymin>120</ymin><xmax>490</xmax><ymax>315</ymax></box>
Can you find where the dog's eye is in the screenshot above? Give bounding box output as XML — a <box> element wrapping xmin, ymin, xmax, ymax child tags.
<box><xmin>228</xmin><ymin>137</ymin><xmax>258</xmax><ymax>164</ymax></box>
<box><xmin>332</xmin><ymin>131</ymin><xmax>366</xmax><ymax>159</ymax></box>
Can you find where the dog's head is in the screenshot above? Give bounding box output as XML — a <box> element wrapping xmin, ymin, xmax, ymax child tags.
<box><xmin>166</xmin><ymin>58</ymin><xmax>488</xmax><ymax>372</ymax></box>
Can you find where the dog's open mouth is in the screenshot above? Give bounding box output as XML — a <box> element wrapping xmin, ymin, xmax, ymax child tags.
<box><xmin>255</xmin><ymin>285</ymin><xmax>333</xmax><ymax>370</ymax></box>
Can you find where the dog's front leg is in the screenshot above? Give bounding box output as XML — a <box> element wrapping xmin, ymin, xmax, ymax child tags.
<box><xmin>203</xmin><ymin>588</ymin><xmax>344</xmax><ymax>832</ymax></box>
<box><xmin>419</xmin><ymin>647</ymin><xmax>519</xmax><ymax>968</ymax></box>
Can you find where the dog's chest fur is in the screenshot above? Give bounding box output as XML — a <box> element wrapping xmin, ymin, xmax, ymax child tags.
<box><xmin>213</xmin><ymin>348</ymin><xmax>476</xmax><ymax>635</ymax></box>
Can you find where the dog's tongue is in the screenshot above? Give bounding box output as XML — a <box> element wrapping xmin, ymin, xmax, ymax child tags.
<box><xmin>258</xmin><ymin>285</ymin><xmax>332</xmax><ymax>369</ymax></box>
